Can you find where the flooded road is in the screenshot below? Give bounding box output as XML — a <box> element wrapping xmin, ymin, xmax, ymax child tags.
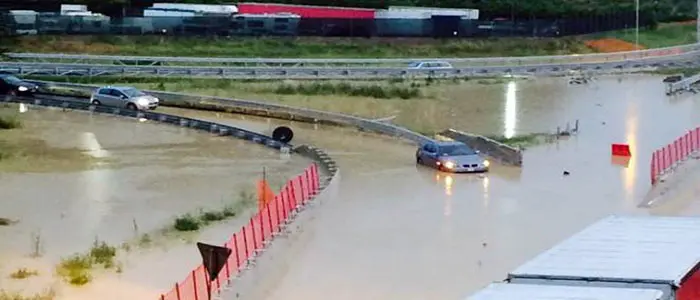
<box><xmin>168</xmin><ymin>74</ymin><xmax>700</xmax><ymax>300</ymax></box>
<box><xmin>0</xmin><ymin>106</ymin><xmax>311</xmax><ymax>298</ymax></box>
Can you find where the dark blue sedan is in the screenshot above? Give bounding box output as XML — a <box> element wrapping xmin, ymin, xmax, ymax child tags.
<box><xmin>416</xmin><ymin>141</ymin><xmax>490</xmax><ymax>173</ymax></box>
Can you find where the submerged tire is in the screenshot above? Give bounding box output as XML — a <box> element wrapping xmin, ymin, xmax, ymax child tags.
<box><xmin>272</xmin><ymin>126</ymin><xmax>294</xmax><ymax>143</ymax></box>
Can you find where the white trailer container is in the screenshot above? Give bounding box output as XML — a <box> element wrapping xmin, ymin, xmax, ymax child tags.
<box><xmin>151</xmin><ymin>3</ymin><xmax>237</xmax><ymax>15</ymax></box>
<box><xmin>387</xmin><ymin>6</ymin><xmax>479</xmax><ymax>20</ymax></box>
<box><xmin>466</xmin><ymin>283</ymin><xmax>666</xmax><ymax>300</ymax></box>
<box><xmin>507</xmin><ymin>215</ymin><xmax>700</xmax><ymax>300</ymax></box>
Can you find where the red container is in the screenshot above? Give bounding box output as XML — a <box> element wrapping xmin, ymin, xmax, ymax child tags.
<box><xmin>236</xmin><ymin>2</ymin><xmax>376</xmax><ymax>19</ymax></box>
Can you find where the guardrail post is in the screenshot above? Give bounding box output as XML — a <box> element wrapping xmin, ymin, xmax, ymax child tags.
<box><xmin>233</xmin><ymin>233</ymin><xmax>241</xmax><ymax>270</ymax></box>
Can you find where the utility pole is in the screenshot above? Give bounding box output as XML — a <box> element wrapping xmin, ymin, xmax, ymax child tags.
<box><xmin>697</xmin><ymin>0</ymin><xmax>700</xmax><ymax>42</ymax></box>
<box><xmin>635</xmin><ymin>0</ymin><xmax>640</xmax><ymax>48</ymax></box>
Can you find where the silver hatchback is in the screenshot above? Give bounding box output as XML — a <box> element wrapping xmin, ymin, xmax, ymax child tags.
<box><xmin>90</xmin><ymin>86</ymin><xmax>159</xmax><ymax>110</ymax></box>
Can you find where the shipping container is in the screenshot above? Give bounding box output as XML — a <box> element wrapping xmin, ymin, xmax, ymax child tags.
<box><xmin>507</xmin><ymin>215</ymin><xmax>700</xmax><ymax>300</ymax></box>
<box><xmin>152</xmin><ymin>3</ymin><xmax>238</xmax><ymax>15</ymax></box>
<box><xmin>466</xmin><ymin>283</ymin><xmax>666</xmax><ymax>300</ymax></box>
<box><xmin>374</xmin><ymin>9</ymin><xmax>430</xmax><ymax>37</ymax></box>
<box><xmin>231</xmin><ymin>13</ymin><xmax>300</xmax><ymax>36</ymax></box>
<box><xmin>388</xmin><ymin>6</ymin><xmax>479</xmax><ymax>20</ymax></box>
<box><xmin>236</xmin><ymin>2</ymin><xmax>375</xmax><ymax>19</ymax></box>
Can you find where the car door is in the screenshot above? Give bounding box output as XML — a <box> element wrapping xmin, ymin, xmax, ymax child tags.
<box><xmin>0</xmin><ymin>78</ymin><xmax>9</xmax><ymax>94</ymax></box>
<box><xmin>108</xmin><ymin>89</ymin><xmax>128</xmax><ymax>107</ymax></box>
<box><xmin>94</xmin><ymin>88</ymin><xmax>113</xmax><ymax>105</ymax></box>
<box><xmin>420</xmin><ymin>143</ymin><xmax>438</xmax><ymax>166</ymax></box>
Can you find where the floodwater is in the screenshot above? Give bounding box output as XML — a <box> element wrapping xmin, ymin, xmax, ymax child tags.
<box><xmin>0</xmin><ymin>106</ymin><xmax>311</xmax><ymax>299</ymax></box>
<box><xmin>164</xmin><ymin>74</ymin><xmax>700</xmax><ymax>300</ymax></box>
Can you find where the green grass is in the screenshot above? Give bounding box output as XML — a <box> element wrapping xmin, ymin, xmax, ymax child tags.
<box><xmin>8</xmin><ymin>268</ymin><xmax>38</xmax><ymax>280</ymax></box>
<box><xmin>5</xmin><ymin>35</ymin><xmax>592</xmax><ymax>58</ymax></box>
<box><xmin>273</xmin><ymin>82</ymin><xmax>421</xmax><ymax>99</ymax></box>
<box><xmin>0</xmin><ymin>289</ymin><xmax>55</xmax><ymax>300</ymax></box>
<box><xmin>592</xmin><ymin>23</ymin><xmax>697</xmax><ymax>48</ymax></box>
<box><xmin>0</xmin><ymin>114</ymin><xmax>22</xmax><ymax>130</ymax></box>
<box><xmin>56</xmin><ymin>239</ymin><xmax>117</xmax><ymax>286</ymax></box>
<box><xmin>486</xmin><ymin>133</ymin><xmax>544</xmax><ymax>148</ymax></box>
<box><xmin>173</xmin><ymin>191</ymin><xmax>255</xmax><ymax>232</ymax></box>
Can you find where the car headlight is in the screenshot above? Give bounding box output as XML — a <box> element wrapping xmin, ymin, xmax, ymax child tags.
<box><xmin>444</xmin><ymin>161</ymin><xmax>455</xmax><ymax>169</ymax></box>
<box><xmin>483</xmin><ymin>160</ymin><xmax>490</xmax><ymax>167</ymax></box>
<box><xmin>137</xmin><ymin>98</ymin><xmax>149</xmax><ymax>105</ymax></box>
<box><xmin>17</xmin><ymin>86</ymin><xmax>28</xmax><ymax>92</ymax></box>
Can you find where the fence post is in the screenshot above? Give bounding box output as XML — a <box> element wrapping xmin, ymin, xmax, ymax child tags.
<box><xmin>305</xmin><ymin>168</ymin><xmax>312</xmax><ymax>196</ymax></box>
<box><xmin>258</xmin><ymin>210</ymin><xmax>265</xmax><ymax>243</ymax></box>
<box><xmin>266</xmin><ymin>201</ymin><xmax>273</xmax><ymax>238</ymax></box>
<box><xmin>192</xmin><ymin>270</ymin><xmax>199</xmax><ymax>300</ymax></box>
<box><xmin>286</xmin><ymin>184</ymin><xmax>296</xmax><ymax>209</ymax></box>
<box><xmin>297</xmin><ymin>176</ymin><xmax>306</xmax><ymax>203</ymax></box>
<box><xmin>243</xmin><ymin>226</ymin><xmax>250</xmax><ymax>261</ymax></box>
<box><xmin>161</xmin><ymin>294</ymin><xmax>165</xmax><ymax>300</ymax></box>
<box><xmin>233</xmin><ymin>233</ymin><xmax>241</xmax><ymax>271</ymax></box>
<box><xmin>281</xmin><ymin>189</ymin><xmax>289</xmax><ymax>221</ymax></box>
<box><xmin>175</xmin><ymin>282</ymin><xmax>181</xmax><ymax>300</ymax></box>
<box><xmin>288</xmin><ymin>182</ymin><xmax>298</xmax><ymax>209</ymax></box>
<box><xmin>274</xmin><ymin>195</ymin><xmax>282</xmax><ymax>233</ymax></box>
<box><xmin>250</xmin><ymin>217</ymin><xmax>258</xmax><ymax>251</ymax></box>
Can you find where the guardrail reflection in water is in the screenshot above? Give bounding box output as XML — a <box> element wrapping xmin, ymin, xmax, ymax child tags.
<box><xmin>650</xmin><ymin>127</ymin><xmax>700</xmax><ymax>185</ymax></box>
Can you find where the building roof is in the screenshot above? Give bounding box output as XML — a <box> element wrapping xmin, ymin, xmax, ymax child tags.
<box><xmin>509</xmin><ymin>215</ymin><xmax>700</xmax><ymax>287</ymax></box>
<box><xmin>466</xmin><ymin>283</ymin><xmax>664</xmax><ymax>300</ymax></box>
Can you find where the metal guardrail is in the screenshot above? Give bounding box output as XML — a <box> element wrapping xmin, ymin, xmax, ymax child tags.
<box><xmin>5</xmin><ymin>42</ymin><xmax>700</xmax><ymax>67</ymax></box>
<box><xmin>2</xmin><ymin>94</ymin><xmax>291</xmax><ymax>151</ymax></box>
<box><xmin>667</xmin><ymin>73</ymin><xmax>700</xmax><ymax>95</ymax></box>
<box><xmin>28</xmin><ymin>80</ymin><xmax>434</xmax><ymax>145</ymax></box>
<box><xmin>4</xmin><ymin>51</ymin><xmax>700</xmax><ymax>79</ymax></box>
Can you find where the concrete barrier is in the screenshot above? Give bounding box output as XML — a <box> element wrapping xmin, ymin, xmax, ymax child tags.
<box><xmin>437</xmin><ymin>128</ymin><xmax>523</xmax><ymax>166</ymax></box>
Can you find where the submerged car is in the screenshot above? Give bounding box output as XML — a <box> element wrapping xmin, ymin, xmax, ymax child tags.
<box><xmin>416</xmin><ymin>141</ymin><xmax>490</xmax><ymax>173</ymax></box>
<box><xmin>90</xmin><ymin>86</ymin><xmax>159</xmax><ymax>111</ymax></box>
<box><xmin>0</xmin><ymin>75</ymin><xmax>39</xmax><ymax>97</ymax></box>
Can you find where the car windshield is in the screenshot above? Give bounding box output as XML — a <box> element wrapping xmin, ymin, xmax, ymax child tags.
<box><xmin>408</xmin><ymin>62</ymin><xmax>421</xmax><ymax>68</ymax></box>
<box><xmin>2</xmin><ymin>76</ymin><xmax>23</xmax><ymax>84</ymax></box>
<box><xmin>439</xmin><ymin>144</ymin><xmax>476</xmax><ymax>156</ymax></box>
<box><xmin>122</xmin><ymin>88</ymin><xmax>146</xmax><ymax>97</ymax></box>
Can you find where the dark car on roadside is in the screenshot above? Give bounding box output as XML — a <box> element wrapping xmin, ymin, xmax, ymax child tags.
<box><xmin>0</xmin><ymin>75</ymin><xmax>39</xmax><ymax>97</ymax></box>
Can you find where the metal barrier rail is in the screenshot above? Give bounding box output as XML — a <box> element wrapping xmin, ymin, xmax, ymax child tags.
<box><xmin>1</xmin><ymin>94</ymin><xmax>290</xmax><ymax>151</ymax></box>
<box><xmin>5</xmin><ymin>42</ymin><xmax>700</xmax><ymax>67</ymax></box>
<box><xmin>27</xmin><ymin>80</ymin><xmax>434</xmax><ymax>145</ymax></box>
<box><xmin>4</xmin><ymin>52</ymin><xmax>700</xmax><ymax>79</ymax></box>
<box><xmin>650</xmin><ymin>127</ymin><xmax>700</xmax><ymax>185</ymax></box>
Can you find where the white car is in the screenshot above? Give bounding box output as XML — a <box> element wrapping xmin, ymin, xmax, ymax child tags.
<box><xmin>407</xmin><ymin>61</ymin><xmax>453</xmax><ymax>70</ymax></box>
<box><xmin>90</xmin><ymin>86</ymin><xmax>159</xmax><ymax>111</ymax></box>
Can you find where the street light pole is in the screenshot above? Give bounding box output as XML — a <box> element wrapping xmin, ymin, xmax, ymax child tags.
<box><xmin>635</xmin><ymin>0</ymin><xmax>640</xmax><ymax>48</ymax></box>
<box><xmin>697</xmin><ymin>0</ymin><xmax>700</xmax><ymax>42</ymax></box>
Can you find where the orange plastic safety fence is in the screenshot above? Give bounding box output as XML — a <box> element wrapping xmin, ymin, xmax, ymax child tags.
<box><xmin>159</xmin><ymin>163</ymin><xmax>321</xmax><ymax>300</ymax></box>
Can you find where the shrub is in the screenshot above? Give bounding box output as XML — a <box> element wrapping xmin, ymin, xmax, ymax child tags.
<box><xmin>174</xmin><ymin>214</ymin><xmax>200</xmax><ymax>231</ymax></box>
<box><xmin>0</xmin><ymin>114</ymin><xmax>21</xmax><ymax>130</ymax></box>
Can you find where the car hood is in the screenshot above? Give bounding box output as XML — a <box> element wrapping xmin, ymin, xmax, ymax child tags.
<box><xmin>439</xmin><ymin>154</ymin><xmax>485</xmax><ymax>165</ymax></box>
<box><xmin>14</xmin><ymin>82</ymin><xmax>38</xmax><ymax>89</ymax></box>
<box><xmin>134</xmin><ymin>95</ymin><xmax>159</xmax><ymax>102</ymax></box>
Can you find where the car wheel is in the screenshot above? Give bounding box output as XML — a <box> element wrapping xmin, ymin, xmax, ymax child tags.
<box><xmin>91</xmin><ymin>100</ymin><xmax>101</xmax><ymax>106</ymax></box>
<box><xmin>126</xmin><ymin>103</ymin><xmax>138</xmax><ymax>110</ymax></box>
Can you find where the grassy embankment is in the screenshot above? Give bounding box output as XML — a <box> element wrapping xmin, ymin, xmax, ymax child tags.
<box><xmin>2</xmin><ymin>35</ymin><xmax>591</xmax><ymax>58</ymax></box>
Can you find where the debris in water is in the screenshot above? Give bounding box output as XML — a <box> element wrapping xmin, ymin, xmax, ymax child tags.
<box><xmin>482</xmin><ymin>242</ymin><xmax>487</xmax><ymax>247</ymax></box>
<box><xmin>0</xmin><ymin>217</ymin><xmax>17</xmax><ymax>226</ymax></box>
<box><xmin>563</xmin><ymin>171</ymin><xmax>570</xmax><ymax>176</ymax></box>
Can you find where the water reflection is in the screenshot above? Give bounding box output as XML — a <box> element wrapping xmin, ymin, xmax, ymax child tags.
<box><xmin>623</xmin><ymin>102</ymin><xmax>639</xmax><ymax>201</ymax></box>
<box><xmin>482</xmin><ymin>176</ymin><xmax>490</xmax><ymax>208</ymax></box>
<box><xmin>504</xmin><ymin>81</ymin><xmax>518</xmax><ymax>138</ymax></box>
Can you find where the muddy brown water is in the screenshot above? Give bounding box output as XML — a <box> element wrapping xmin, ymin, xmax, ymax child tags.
<box><xmin>162</xmin><ymin>74</ymin><xmax>700</xmax><ymax>300</ymax></box>
<box><xmin>0</xmin><ymin>106</ymin><xmax>311</xmax><ymax>298</ymax></box>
